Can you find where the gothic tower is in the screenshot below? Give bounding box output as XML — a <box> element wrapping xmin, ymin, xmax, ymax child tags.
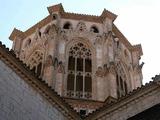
<box><xmin>9</xmin><ymin>3</ymin><xmax>143</xmax><ymax>114</ymax></box>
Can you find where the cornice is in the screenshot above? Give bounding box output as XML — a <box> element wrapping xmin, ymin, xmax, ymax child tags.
<box><xmin>0</xmin><ymin>41</ymin><xmax>80</xmax><ymax>120</ymax></box>
<box><xmin>9</xmin><ymin>3</ymin><xmax>117</xmax><ymax>41</ymax></box>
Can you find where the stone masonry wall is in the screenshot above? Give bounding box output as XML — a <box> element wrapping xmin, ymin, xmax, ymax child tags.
<box><xmin>0</xmin><ymin>60</ymin><xmax>68</xmax><ymax>120</ymax></box>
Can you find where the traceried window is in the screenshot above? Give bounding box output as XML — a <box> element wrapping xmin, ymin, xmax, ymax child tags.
<box><xmin>116</xmin><ymin>74</ymin><xmax>128</xmax><ymax>98</ymax></box>
<box><xmin>66</xmin><ymin>42</ymin><xmax>92</xmax><ymax>99</ymax></box>
<box><xmin>28</xmin><ymin>51</ymin><xmax>43</xmax><ymax>77</ymax></box>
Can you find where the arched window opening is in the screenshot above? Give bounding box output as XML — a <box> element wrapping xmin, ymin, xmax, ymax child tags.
<box><xmin>52</xmin><ymin>14</ymin><xmax>57</xmax><ymax>20</ymax></box>
<box><xmin>37</xmin><ymin>62</ymin><xmax>42</xmax><ymax>77</ymax></box>
<box><xmin>25</xmin><ymin>38</ymin><xmax>31</xmax><ymax>48</ymax></box>
<box><xmin>38</xmin><ymin>31</ymin><xmax>41</xmax><ymax>37</ymax></box>
<box><xmin>116</xmin><ymin>74</ymin><xmax>127</xmax><ymax>98</ymax></box>
<box><xmin>66</xmin><ymin>42</ymin><xmax>92</xmax><ymax>99</ymax></box>
<box><xmin>90</xmin><ymin>26</ymin><xmax>99</xmax><ymax>33</ymax></box>
<box><xmin>63</xmin><ymin>22</ymin><xmax>72</xmax><ymax>29</ymax></box>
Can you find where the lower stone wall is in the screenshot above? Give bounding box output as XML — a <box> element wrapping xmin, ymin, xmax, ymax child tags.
<box><xmin>0</xmin><ymin>60</ymin><xmax>68</xmax><ymax>120</ymax></box>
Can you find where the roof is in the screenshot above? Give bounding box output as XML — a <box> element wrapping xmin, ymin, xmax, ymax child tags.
<box><xmin>85</xmin><ymin>78</ymin><xmax>160</xmax><ymax>120</ymax></box>
<box><xmin>9</xmin><ymin>3</ymin><xmax>117</xmax><ymax>41</ymax></box>
<box><xmin>0</xmin><ymin>41</ymin><xmax>81</xmax><ymax>120</ymax></box>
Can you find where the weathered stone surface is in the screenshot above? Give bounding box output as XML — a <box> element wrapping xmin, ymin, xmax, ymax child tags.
<box><xmin>0</xmin><ymin>60</ymin><xmax>68</xmax><ymax>120</ymax></box>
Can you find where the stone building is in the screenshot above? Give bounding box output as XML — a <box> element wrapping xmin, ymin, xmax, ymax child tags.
<box><xmin>0</xmin><ymin>3</ymin><xmax>160</xmax><ymax>120</ymax></box>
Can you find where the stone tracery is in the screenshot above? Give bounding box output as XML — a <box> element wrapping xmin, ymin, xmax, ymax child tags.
<box><xmin>66</xmin><ymin>42</ymin><xmax>92</xmax><ymax>99</ymax></box>
<box><xmin>76</xmin><ymin>21</ymin><xmax>87</xmax><ymax>32</ymax></box>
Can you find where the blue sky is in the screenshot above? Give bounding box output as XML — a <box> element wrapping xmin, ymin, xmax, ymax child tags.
<box><xmin>0</xmin><ymin>0</ymin><xmax>160</xmax><ymax>83</ymax></box>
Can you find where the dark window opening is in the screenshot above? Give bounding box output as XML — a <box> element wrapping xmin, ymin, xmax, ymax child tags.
<box><xmin>28</xmin><ymin>39</ymin><xmax>31</xmax><ymax>45</ymax></box>
<box><xmin>116</xmin><ymin>74</ymin><xmax>128</xmax><ymax>98</ymax></box>
<box><xmin>31</xmin><ymin>66</ymin><xmax>36</xmax><ymax>73</ymax></box>
<box><xmin>67</xmin><ymin>74</ymin><xmax>74</xmax><ymax>90</ymax></box>
<box><xmin>52</xmin><ymin>14</ymin><xmax>57</xmax><ymax>20</ymax></box>
<box><xmin>68</xmin><ymin>56</ymin><xmax>75</xmax><ymax>70</ymax></box>
<box><xmin>76</xmin><ymin>75</ymin><xmax>83</xmax><ymax>91</ymax></box>
<box><xmin>37</xmin><ymin>62</ymin><xmax>42</xmax><ymax>77</ymax></box>
<box><xmin>117</xmin><ymin>41</ymin><xmax>119</xmax><ymax>48</ymax></box>
<box><xmin>120</xmin><ymin>77</ymin><xmax>123</xmax><ymax>91</ymax></box>
<box><xmin>116</xmin><ymin>75</ymin><xmax>119</xmax><ymax>86</ymax></box>
<box><xmin>38</xmin><ymin>31</ymin><xmax>41</xmax><ymax>37</ymax></box>
<box><xmin>85</xmin><ymin>59</ymin><xmax>92</xmax><ymax>72</ymax></box>
<box><xmin>77</xmin><ymin>58</ymin><xmax>83</xmax><ymax>71</ymax></box>
<box><xmin>91</xmin><ymin>26</ymin><xmax>99</xmax><ymax>33</ymax></box>
<box><xmin>63</xmin><ymin>22</ymin><xmax>71</xmax><ymax>29</ymax></box>
<box><xmin>80</xmin><ymin>109</ymin><xmax>86</xmax><ymax>118</ymax></box>
<box><xmin>85</xmin><ymin>76</ymin><xmax>92</xmax><ymax>92</ymax></box>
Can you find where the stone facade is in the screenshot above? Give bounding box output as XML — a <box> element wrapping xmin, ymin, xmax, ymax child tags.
<box><xmin>0</xmin><ymin>59</ymin><xmax>68</xmax><ymax>120</ymax></box>
<box><xmin>9</xmin><ymin>3</ymin><xmax>143</xmax><ymax>112</ymax></box>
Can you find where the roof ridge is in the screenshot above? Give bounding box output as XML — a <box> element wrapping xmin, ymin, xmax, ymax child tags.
<box><xmin>65</xmin><ymin>11</ymin><xmax>100</xmax><ymax>18</ymax></box>
<box><xmin>0</xmin><ymin>41</ymin><xmax>80</xmax><ymax>120</ymax></box>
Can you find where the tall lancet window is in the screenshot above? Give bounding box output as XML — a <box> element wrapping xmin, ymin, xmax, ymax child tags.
<box><xmin>116</xmin><ymin>74</ymin><xmax>128</xmax><ymax>98</ymax></box>
<box><xmin>66</xmin><ymin>42</ymin><xmax>92</xmax><ymax>99</ymax></box>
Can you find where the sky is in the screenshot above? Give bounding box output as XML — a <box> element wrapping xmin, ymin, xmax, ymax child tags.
<box><xmin>0</xmin><ymin>0</ymin><xmax>160</xmax><ymax>84</ymax></box>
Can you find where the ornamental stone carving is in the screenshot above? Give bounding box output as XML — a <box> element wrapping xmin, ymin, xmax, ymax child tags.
<box><xmin>76</xmin><ymin>21</ymin><xmax>87</xmax><ymax>32</ymax></box>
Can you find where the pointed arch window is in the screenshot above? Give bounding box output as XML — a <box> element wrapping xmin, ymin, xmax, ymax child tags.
<box><xmin>63</xmin><ymin>22</ymin><xmax>72</xmax><ymax>29</ymax></box>
<box><xmin>66</xmin><ymin>42</ymin><xmax>92</xmax><ymax>99</ymax></box>
<box><xmin>116</xmin><ymin>74</ymin><xmax>128</xmax><ymax>98</ymax></box>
